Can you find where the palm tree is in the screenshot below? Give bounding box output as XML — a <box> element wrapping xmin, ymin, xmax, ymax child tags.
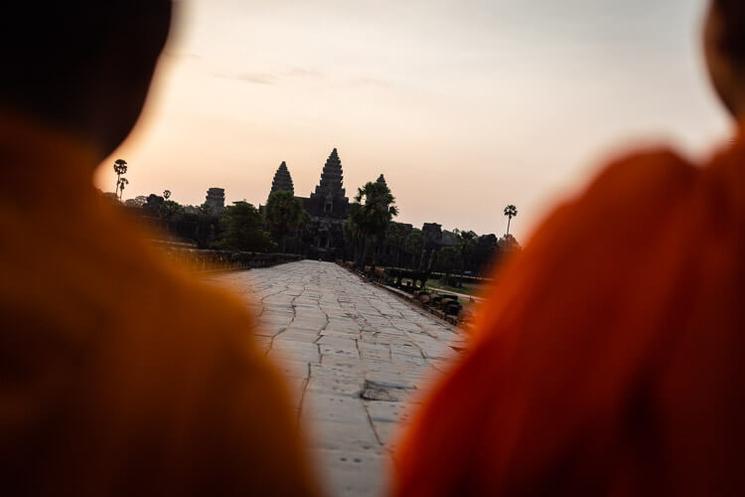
<box><xmin>217</xmin><ymin>201</ymin><xmax>273</xmax><ymax>252</ymax></box>
<box><xmin>504</xmin><ymin>204</ymin><xmax>518</xmax><ymax>235</ymax></box>
<box><xmin>384</xmin><ymin>223</ymin><xmax>409</xmax><ymax>268</ymax></box>
<box><xmin>344</xmin><ymin>210</ymin><xmax>364</xmax><ymax>262</ymax></box>
<box><xmin>455</xmin><ymin>229</ymin><xmax>477</xmax><ymax>287</ymax></box>
<box><xmin>113</xmin><ymin>159</ymin><xmax>128</xmax><ymax>194</ymax></box>
<box><xmin>265</xmin><ymin>191</ymin><xmax>306</xmax><ymax>253</ymax></box>
<box><xmin>117</xmin><ymin>177</ymin><xmax>129</xmax><ymax>200</ymax></box>
<box><xmin>348</xmin><ymin>180</ymin><xmax>398</xmax><ymax>268</ymax></box>
<box><xmin>403</xmin><ymin>229</ymin><xmax>423</xmax><ymax>270</ymax></box>
<box><xmin>435</xmin><ymin>246</ymin><xmax>460</xmax><ymax>287</ymax></box>
<box><xmin>163</xmin><ymin>190</ymin><xmax>171</xmax><ymax>200</ymax></box>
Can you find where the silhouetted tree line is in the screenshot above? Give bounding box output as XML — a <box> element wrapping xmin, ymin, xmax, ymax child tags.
<box><xmin>119</xmin><ymin>193</ymin><xmax>264</xmax><ymax>251</ymax></box>
<box><xmin>117</xmin><ymin>181</ymin><xmax>519</xmax><ymax>276</ymax></box>
<box><xmin>341</xmin><ymin>177</ymin><xmax>519</xmax><ymax>277</ymax></box>
<box><xmin>344</xmin><ymin>179</ymin><xmax>399</xmax><ymax>268</ymax></box>
<box><xmin>119</xmin><ymin>189</ymin><xmax>311</xmax><ymax>253</ymax></box>
<box><xmin>374</xmin><ymin>225</ymin><xmax>519</xmax><ymax>278</ymax></box>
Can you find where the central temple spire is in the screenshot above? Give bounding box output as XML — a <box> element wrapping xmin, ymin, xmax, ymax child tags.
<box><xmin>308</xmin><ymin>148</ymin><xmax>349</xmax><ymax>219</ymax></box>
<box><xmin>314</xmin><ymin>148</ymin><xmax>345</xmax><ymax>197</ymax></box>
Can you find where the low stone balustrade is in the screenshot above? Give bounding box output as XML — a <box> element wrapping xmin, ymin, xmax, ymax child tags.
<box><xmin>337</xmin><ymin>263</ymin><xmax>469</xmax><ymax>325</ymax></box>
<box><xmin>156</xmin><ymin>245</ymin><xmax>302</xmax><ymax>272</ymax></box>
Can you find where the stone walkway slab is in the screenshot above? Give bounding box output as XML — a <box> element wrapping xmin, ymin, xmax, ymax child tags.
<box><xmin>213</xmin><ymin>261</ymin><xmax>464</xmax><ymax>497</ymax></box>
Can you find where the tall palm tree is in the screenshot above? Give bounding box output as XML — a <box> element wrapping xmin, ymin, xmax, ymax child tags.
<box><xmin>344</xmin><ymin>209</ymin><xmax>364</xmax><ymax>263</ymax></box>
<box><xmin>117</xmin><ymin>177</ymin><xmax>129</xmax><ymax>200</ymax></box>
<box><xmin>113</xmin><ymin>159</ymin><xmax>128</xmax><ymax>194</ymax></box>
<box><xmin>403</xmin><ymin>229</ymin><xmax>423</xmax><ymax>270</ymax></box>
<box><xmin>265</xmin><ymin>191</ymin><xmax>305</xmax><ymax>253</ymax></box>
<box><xmin>348</xmin><ymin>180</ymin><xmax>398</xmax><ymax>268</ymax></box>
<box><xmin>435</xmin><ymin>246</ymin><xmax>460</xmax><ymax>287</ymax></box>
<box><xmin>504</xmin><ymin>204</ymin><xmax>518</xmax><ymax>235</ymax></box>
<box><xmin>455</xmin><ymin>229</ymin><xmax>477</xmax><ymax>286</ymax></box>
<box><xmin>384</xmin><ymin>223</ymin><xmax>409</xmax><ymax>268</ymax></box>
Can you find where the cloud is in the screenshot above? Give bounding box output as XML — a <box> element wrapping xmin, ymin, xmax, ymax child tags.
<box><xmin>218</xmin><ymin>66</ymin><xmax>323</xmax><ymax>86</ymax></box>
<box><xmin>232</xmin><ymin>72</ymin><xmax>277</xmax><ymax>85</ymax></box>
<box><xmin>346</xmin><ymin>76</ymin><xmax>393</xmax><ymax>89</ymax></box>
<box><xmin>285</xmin><ymin>67</ymin><xmax>324</xmax><ymax>78</ymax></box>
<box><xmin>162</xmin><ymin>50</ymin><xmax>201</xmax><ymax>60</ymax></box>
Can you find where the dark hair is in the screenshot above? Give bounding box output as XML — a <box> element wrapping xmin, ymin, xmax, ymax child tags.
<box><xmin>717</xmin><ymin>0</ymin><xmax>745</xmax><ymax>61</ymax></box>
<box><xmin>0</xmin><ymin>2</ymin><xmax>171</xmax><ymax>129</ymax></box>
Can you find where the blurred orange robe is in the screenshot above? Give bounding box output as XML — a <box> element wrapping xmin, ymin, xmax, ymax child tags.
<box><xmin>394</xmin><ymin>132</ymin><xmax>744</xmax><ymax>496</ymax></box>
<box><xmin>0</xmin><ymin>116</ymin><xmax>320</xmax><ymax>497</ymax></box>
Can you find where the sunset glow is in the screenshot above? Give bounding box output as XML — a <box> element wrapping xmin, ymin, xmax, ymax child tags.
<box><xmin>95</xmin><ymin>0</ymin><xmax>731</xmax><ymax>240</ymax></box>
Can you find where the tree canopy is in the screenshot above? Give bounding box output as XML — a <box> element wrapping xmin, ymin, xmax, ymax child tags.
<box><xmin>265</xmin><ymin>191</ymin><xmax>307</xmax><ymax>252</ymax></box>
<box><xmin>347</xmin><ymin>180</ymin><xmax>398</xmax><ymax>266</ymax></box>
<box><xmin>217</xmin><ymin>201</ymin><xmax>273</xmax><ymax>252</ymax></box>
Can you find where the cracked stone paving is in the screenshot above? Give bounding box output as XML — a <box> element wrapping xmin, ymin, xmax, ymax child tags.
<box><xmin>211</xmin><ymin>261</ymin><xmax>466</xmax><ymax>497</ymax></box>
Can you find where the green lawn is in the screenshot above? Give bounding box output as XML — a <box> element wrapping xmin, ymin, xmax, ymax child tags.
<box><xmin>426</xmin><ymin>279</ymin><xmax>483</xmax><ymax>297</ymax></box>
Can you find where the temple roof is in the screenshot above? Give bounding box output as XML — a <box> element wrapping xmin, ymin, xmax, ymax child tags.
<box><xmin>270</xmin><ymin>161</ymin><xmax>294</xmax><ymax>196</ymax></box>
<box><xmin>312</xmin><ymin>148</ymin><xmax>346</xmax><ymax>199</ymax></box>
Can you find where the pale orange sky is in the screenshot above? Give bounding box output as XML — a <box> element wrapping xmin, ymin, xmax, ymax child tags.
<box><xmin>95</xmin><ymin>0</ymin><xmax>731</xmax><ymax>241</ymax></box>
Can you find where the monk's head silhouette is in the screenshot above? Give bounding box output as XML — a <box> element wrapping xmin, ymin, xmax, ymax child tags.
<box><xmin>705</xmin><ymin>0</ymin><xmax>745</xmax><ymax>118</ymax></box>
<box><xmin>0</xmin><ymin>1</ymin><xmax>172</xmax><ymax>160</ymax></box>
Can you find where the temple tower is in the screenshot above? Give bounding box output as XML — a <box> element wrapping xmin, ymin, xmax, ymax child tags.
<box><xmin>309</xmin><ymin>148</ymin><xmax>349</xmax><ymax>219</ymax></box>
<box><xmin>270</xmin><ymin>161</ymin><xmax>294</xmax><ymax>196</ymax></box>
<box><xmin>204</xmin><ymin>187</ymin><xmax>225</xmax><ymax>215</ymax></box>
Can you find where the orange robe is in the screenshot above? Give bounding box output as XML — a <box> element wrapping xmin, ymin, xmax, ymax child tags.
<box><xmin>393</xmin><ymin>132</ymin><xmax>745</xmax><ymax>496</ymax></box>
<box><xmin>0</xmin><ymin>115</ymin><xmax>321</xmax><ymax>497</ymax></box>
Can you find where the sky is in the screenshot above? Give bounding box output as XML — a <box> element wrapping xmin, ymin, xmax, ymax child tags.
<box><xmin>95</xmin><ymin>0</ymin><xmax>732</xmax><ymax>242</ymax></box>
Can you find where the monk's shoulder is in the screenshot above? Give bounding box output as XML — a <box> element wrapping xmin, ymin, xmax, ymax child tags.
<box><xmin>485</xmin><ymin>147</ymin><xmax>701</xmax><ymax>311</ymax></box>
<box><xmin>177</xmin><ymin>276</ymin><xmax>259</xmax><ymax>341</ymax></box>
<box><xmin>147</xmin><ymin>265</ymin><xmax>262</xmax><ymax>351</ymax></box>
<box><xmin>546</xmin><ymin>147</ymin><xmax>700</xmax><ymax>245</ymax></box>
<box><xmin>83</xmin><ymin>205</ymin><xmax>259</xmax><ymax>339</ymax></box>
<box><xmin>582</xmin><ymin>147</ymin><xmax>698</xmax><ymax>208</ymax></box>
<box><xmin>523</xmin><ymin>147</ymin><xmax>698</xmax><ymax>252</ymax></box>
<box><xmin>75</xmin><ymin>215</ymin><xmax>269</xmax><ymax>369</ymax></box>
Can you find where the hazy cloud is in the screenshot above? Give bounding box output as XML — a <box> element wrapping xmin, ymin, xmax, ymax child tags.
<box><xmin>346</xmin><ymin>76</ymin><xmax>393</xmax><ymax>89</ymax></box>
<box><xmin>220</xmin><ymin>66</ymin><xmax>324</xmax><ymax>85</ymax></box>
<box><xmin>232</xmin><ymin>72</ymin><xmax>277</xmax><ymax>85</ymax></box>
<box><xmin>285</xmin><ymin>67</ymin><xmax>324</xmax><ymax>79</ymax></box>
<box><xmin>162</xmin><ymin>50</ymin><xmax>201</xmax><ymax>60</ymax></box>
<box><xmin>101</xmin><ymin>0</ymin><xmax>729</xmax><ymax>239</ymax></box>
